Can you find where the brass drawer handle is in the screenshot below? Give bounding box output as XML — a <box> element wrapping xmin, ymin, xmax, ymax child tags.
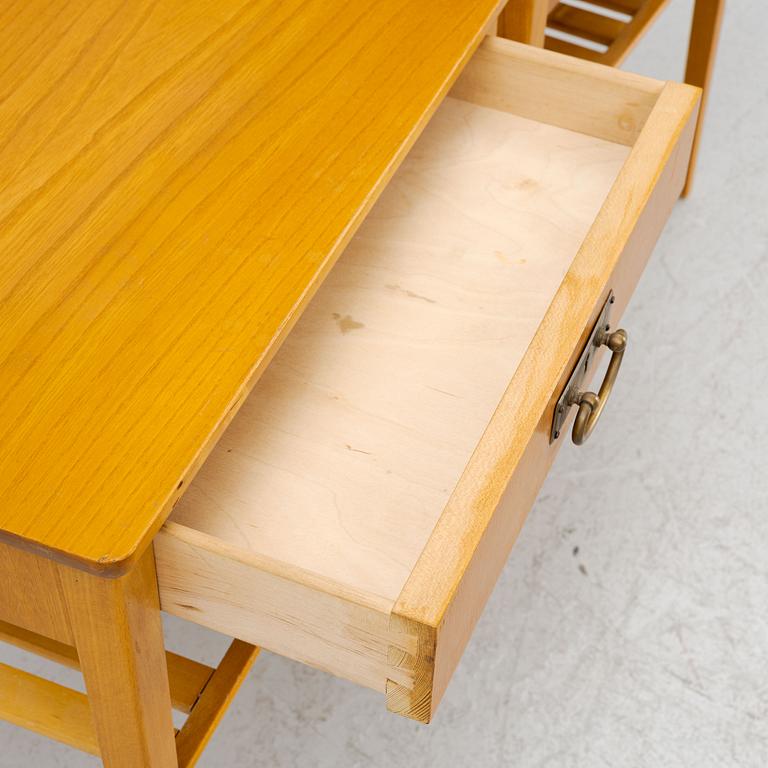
<box><xmin>568</xmin><ymin>328</ymin><xmax>627</xmax><ymax>445</ymax></box>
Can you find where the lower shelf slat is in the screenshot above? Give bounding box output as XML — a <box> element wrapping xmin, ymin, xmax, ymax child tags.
<box><xmin>545</xmin><ymin>34</ymin><xmax>606</xmax><ymax>62</ymax></box>
<box><xmin>0</xmin><ymin>622</ymin><xmax>258</xmax><ymax>760</ymax></box>
<box><xmin>548</xmin><ymin>4</ymin><xmax>625</xmax><ymax>45</ymax></box>
<box><xmin>0</xmin><ymin>661</ymin><xmax>99</xmax><ymax>756</ymax></box>
<box><xmin>586</xmin><ymin>0</ymin><xmax>644</xmax><ymax>14</ymax></box>
<box><xmin>0</xmin><ymin>618</ymin><xmax>213</xmax><ymax>714</ymax></box>
<box><xmin>175</xmin><ymin>640</ymin><xmax>260</xmax><ymax>768</ymax></box>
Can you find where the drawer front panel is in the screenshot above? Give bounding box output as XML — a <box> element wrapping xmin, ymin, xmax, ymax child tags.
<box><xmin>388</xmin><ymin>43</ymin><xmax>699</xmax><ymax>722</ymax></box>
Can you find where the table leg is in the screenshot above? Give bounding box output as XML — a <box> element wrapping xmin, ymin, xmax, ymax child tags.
<box><xmin>497</xmin><ymin>0</ymin><xmax>549</xmax><ymax>45</ymax></box>
<box><xmin>60</xmin><ymin>547</ymin><xmax>177</xmax><ymax>767</ymax></box>
<box><xmin>682</xmin><ymin>0</ymin><xmax>725</xmax><ymax>195</ymax></box>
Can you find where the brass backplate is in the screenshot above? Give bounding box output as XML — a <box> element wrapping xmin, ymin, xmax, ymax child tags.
<box><xmin>550</xmin><ymin>291</ymin><xmax>615</xmax><ymax>443</ymax></box>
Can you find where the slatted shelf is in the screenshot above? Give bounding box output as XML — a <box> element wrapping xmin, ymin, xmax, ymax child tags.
<box><xmin>545</xmin><ymin>0</ymin><xmax>671</xmax><ymax>66</ymax></box>
<box><xmin>0</xmin><ymin>618</ymin><xmax>259</xmax><ymax>762</ymax></box>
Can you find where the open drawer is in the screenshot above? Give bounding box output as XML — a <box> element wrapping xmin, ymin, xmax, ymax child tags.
<box><xmin>154</xmin><ymin>38</ymin><xmax>699</xmax><ymax>723</ymax></box>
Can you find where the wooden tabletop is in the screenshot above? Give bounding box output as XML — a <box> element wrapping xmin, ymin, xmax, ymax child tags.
<box><xmin>0</xmin><ymin>0</ymin><xmax>501</xmax><ymax>573</ymax></box>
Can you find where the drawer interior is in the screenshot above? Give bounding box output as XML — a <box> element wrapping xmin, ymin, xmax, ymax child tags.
<box><xmin>170</xmin><ymin>70</ymin><xmax>629</xmax><ymax>599</ymax></box>
<box><xmin>158</xmin><ymin>37</ymin><xmax>698</xmax><ymax>721</ymax></box>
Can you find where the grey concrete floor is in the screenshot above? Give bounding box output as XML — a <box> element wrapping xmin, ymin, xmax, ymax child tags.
<box><xmin>2</xmin><ymin>1</ymin><xmax>766</xmax><ymax>765</ymax></box>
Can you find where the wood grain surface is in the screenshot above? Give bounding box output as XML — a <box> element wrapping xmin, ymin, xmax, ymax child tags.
<box><xmin>389</xmin><ymin>59</ymin><xmax>700</xmax><ymax>720</ymax></box>
<box><xmin>0</xmin><ymin>0</ymin><xmax>501</xmax><ymax>572</ymax></box>
<box><xmin>0</xmin><ymin>662</ymin><xmax>99</xmax><ymax>756</ymax></box>
<box><xmin>60</xmin><ymin>547</ymin><xmax>178</xmax><ymax>765</ymax></box>
<box><xmin>682</xmin><ymin>0</ymin><xmax>725</xmax><ymax>194</ymax></box>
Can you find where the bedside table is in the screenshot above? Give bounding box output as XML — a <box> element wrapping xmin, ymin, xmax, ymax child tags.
<box><xmin>0</xmin><ymin>2</ymin><xmax>699</xmax><ymax>765</ymax></box>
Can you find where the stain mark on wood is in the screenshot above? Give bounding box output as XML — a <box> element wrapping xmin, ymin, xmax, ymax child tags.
<box><xmin>331</xmin><ymin>313</ymin><xmax>365</xmax><ymax>333</ymax></box>
<box><xmin>385</xmin><ymin>284</ymin><xmax>436</xmax><ymax>304</ymax></box>
<box><xmin>517</xmin><ymin>177</ymin><xmax>538</xmax><ymax>190</ymax></box>
<box><xmin>345</xmin><ymin>444</ymin><xmax>372</xmax><ymax>455</ymax></box>
<box><xmin>426</xmin><ymin>385</ymin><xmax>458</xmax><ymax>398</ymax></box>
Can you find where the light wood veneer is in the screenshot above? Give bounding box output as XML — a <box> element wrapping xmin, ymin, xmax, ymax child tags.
<box><xmin>169</xmin><ymin>97</ymin><xmax>629</xmax><ymax>602</ymax></box>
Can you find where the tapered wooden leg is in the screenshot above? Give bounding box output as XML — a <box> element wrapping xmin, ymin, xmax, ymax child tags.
<box><xmin>60</xmin><ymin>547</ymin><xmax>177</xmax><ymax>768</ymax></box>
<box><xmin>682</xmin><ymin>0</ymin><xmax>725</xmax><ymax>195</ymax></box>
<box><xmin>497</xmin><ymin>0</ymin><xmax>549</xmax><ymax>45</ymax></box>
